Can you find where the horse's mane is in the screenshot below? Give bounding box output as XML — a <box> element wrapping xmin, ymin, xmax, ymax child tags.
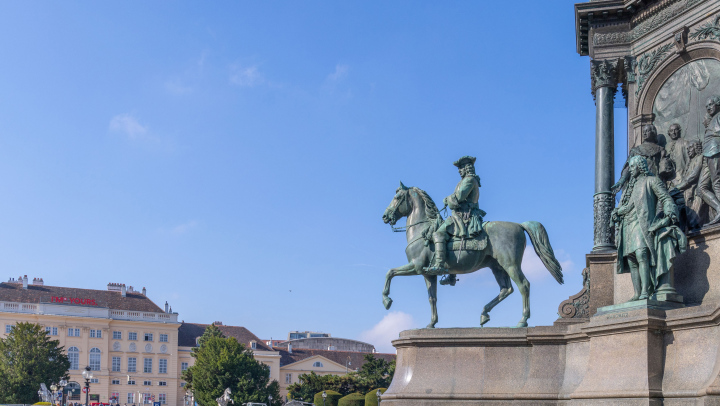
<box><xmin>411</xmin><ymin>187</ymin><xmax>444</xmax><ymax>233</ymax></box>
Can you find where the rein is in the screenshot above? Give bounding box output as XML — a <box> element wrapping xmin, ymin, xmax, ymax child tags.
<box><xmin>390</xmin><ymin>219</ymin><xmax>431</xmax><ymax>233</ymax></box>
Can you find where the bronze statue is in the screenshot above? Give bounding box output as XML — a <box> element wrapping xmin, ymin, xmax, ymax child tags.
<box><xmin>700</xmin><ymin>96</ymin><xmax>720</xmax><ymax>225</ymax></box>
<box><xmin>382</xmin><ymin>160</ymin><xmax>564</xmax><ymax>328</ymax></box>
<box><xmin>612</xmin><ymin>156</ymin><xmax>686</xmax><ymax>302</ymax></box>
<box><xmin>425</xmin><ymin>156</ymin><xmax>486</xmax><ymax>286</ymax></box>
<box><xmin>612</xmin><ymin>124</ymin><xmax>673</xmax><ymax>194</ymax></box>
<box><xmin>674</xmin><ymin>141</ymin><xmax>705</xmax><ymax>230</ymax></box>
<box><xmin>666</xmin><ymin>123</ymin><xmax>691</xmax><ymax>185</ymax></box>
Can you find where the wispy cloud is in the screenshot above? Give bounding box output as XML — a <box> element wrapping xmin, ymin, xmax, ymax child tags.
<box><xmin>109</xmin><ymin>114</ymin><xmax>148</xmax><ymax>139</ymax></box>
<box><xmin>326</xmin><ymin>64</ymin><xmax>349</xmax><ymax>82</ymax></box>
<box><xmin>359</xmin><ymin>311</ymin><xmax>416</xmax><ymax>353</ymax></box>
<box><xmin>230</xmin><ymin>64</ymin><xmax>264</xmax><ymax>87</ymax></box>
<box><xmin>171</xmin><ymin>220</ymin><xmax>199</xmax><ymax>235</ymax></box>
<box><xmin>165</xmin><ymin>79</ymin><xmax>193</xmax><ymax>95</ymax></box>
<box><xmin>521</xmin><ymin>249</ymin><xmax>574</xmax><ymax>280</ymax></box>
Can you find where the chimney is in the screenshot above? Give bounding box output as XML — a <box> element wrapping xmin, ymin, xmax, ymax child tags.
<box><xmin>32</xmin><ymin>278</ymin><xmax>44</xmax><ymax>286</ymax></box>
<box><xmin>213</xmin><ymin>321</ymin><xmax>223</xmax><ymax>326</ymax></box>
<box><xmin>164</xmin><ymin>301</ymin><xmax>169</xmax><ymax>313</ymax></box>
<box><xmin>142</xmin><ymin>287</ymin><xmax>146</xmax><ymax>296</ymax></box>
<box><xmin>107</xmin><ymin>283</ymin><xmax>123</xmax><ymax>292</ymax></box>
<box><xmin>169</xmin><ymin>306</ymin><xmax>172</xmax><ymax>313</ymax></box>
<box><xmin>288</xmin><ymin>343</ymin><xmax>292</xmax><ymax>354</ymax></box>
<box><xmin>22</xmin><ymin>275</ymin><xmax>28</xmax><ymax>289</ymax></box>
<box><xmin>121</xmin><ymin>284</ymin><xmax>127</xmax><ymax>297</ymax></box>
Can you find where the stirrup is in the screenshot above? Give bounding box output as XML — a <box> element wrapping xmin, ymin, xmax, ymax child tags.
<box><xmin>423</xmin><ymin>264</ymin><xmax>448</xmax><ymax>276</ymax></box>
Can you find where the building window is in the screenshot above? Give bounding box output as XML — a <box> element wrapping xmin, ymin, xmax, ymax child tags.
<box><xmin>159</xmin><ymin>359</ymin><xmax>167</xmax><ymax>374</ymax></box>
<box><xmin>143</xmin><ymin>393</ymin><xmax>152</xmax><ymax>404</ymax></box>
<box><xmin>159</xmin><ymin>333</ymin><xmax>168</xmax><ymax>342</ymax></box>
<box><xmin>158</xmin><ymin>381</ymin><xmax>167</xmax><ymax>386</ymax></box>
<box><xmin>143</xmin><ymin>358</ymin><xmax>152</xmax><ymax>373</ymax></box>
<box><xmin>128</xmin><ymin>357</ymin><xmax>137</xmax><ymax>373</ymax></box>
<box><xmin>313</xmin><ymin>361</ymin><xmax>323</xmax><ymax>367</ymax></box>
<box><xmin>285</xmin><ymin>373</ymin><xmax>292</xmax><ymax>384</ymax></box>
<box><xmin>181</xmin><ymin>362</ymin><xmax>189</xmax><ymax>371</ymax></box>
<box><xmin>159</xmin><ymin>393</ymin><xmax>167</xmax><ymax>404</ymax></box>
<box><xmin>89</xmin><ymin>378</ymin><xmax>99</xmax><ymax>384</ymax></box>
<box><xmin>128</xmin><ymin>332</ymin><xmax>137</xmax><ymax>341</ymax></box>
<box><xmin>127</xmin><ymin>393</ymin><xmax>134</xmax><ymax>404</ymax></box>
<box><xmin>180</xmin><ymin>382</ymin><xmax>186</xmax><ymax>388</ymax></box>
<box><xmin>127</xmin><ymin>379</ymin><xmax>136</xmax><ymax>385</ymax></box>
<box><xmin>112</xmin><ymin>331</ymin><xmax>122</xmax><ymax>340</ymax></box>
<box><xmin>143</xmin><ymin>380</ymin><xmax>152</xmax><ymax>386</ymax></box>
<box><xmin>110</xmin><ymin>393</ymin><xmax>119</xmax><ymax>404</ymax></box>
<box><xmin>144</xmin><ymin>333</ymin><xmax>153</xmax><ymax>341</ymax></box>
<box><xmin>67</xmin><ymin>347</ymin><xmax>79</xmax><ymax>370</ymax></box>
<box><xmin>89</xmin><ymin>348</ymin><xmax>101</xmax><ymax>370</ymax></box>
<box><xmin>45</xmin><ymin>326</ymin><xmax>58</xmax><ymax>336</ymax></box>
<box><xmin>68</xmin><ymin>328</ymin><xmax>80</xmax><ymax>337</ymax></box>
<box><xmin>89</xmin><ymin>329</ymin><xmax>102</xmax><ymax>338</ymax></box>
<box><xmin>111</xmin><ymin>379</ymin><xmax>120</xmax><ymax>385</ymax></box>
<box><xmin>111</xmin><ymin>356</ymin><xmax>121</xmax><ymax>372</ymax></box>
<box><xmin>5</xmin><ymin>325</ymin><xmax>13</xmax><ymax>334</ymax></box>
<box><xmin>251</xmin><ymin>341</ymin><xmax>257</xmax><ymax>350</ymax></box>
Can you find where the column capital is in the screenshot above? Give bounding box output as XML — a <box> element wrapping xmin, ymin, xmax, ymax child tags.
<box><xmin>591</xmin><ymin>59</ymin><xmax>620</xmax><ymax>97</ymax></box>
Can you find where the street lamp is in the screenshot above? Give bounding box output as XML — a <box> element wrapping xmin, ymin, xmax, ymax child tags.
<box><xmin>58</xmin><ymin>380</ymin><xmax>68</xmax><ymax>406</ymax></box>
<box><xmin>376</xmin><ymin>389</ymin><xmax>382</xmax><ymax>404</ymax></box>
<box><xmin>267</xmin><ymin>395</ymin><xmax>272</xmax><ymax>405</ymax></box>
<box><xmin>50</xmin><ymin>385</ymin><xmax>58</xmax><ymax>406</ymax></box>
<box><xmin>82</xmin><ymin>366</ymin><xmax>94</xmax><ymax>406</ymax></box>
<box><xmin>322</xmin><ymin>391</ymin><xmax>326</xmax><ymax>406</ymax></box>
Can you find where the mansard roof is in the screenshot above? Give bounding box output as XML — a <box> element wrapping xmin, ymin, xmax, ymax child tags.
<box><xmin>275</xmin><ymin>347</ymin><xmax>396</xmax><ymax>368</ymax></box>
<box><xmin>178</xmin><ymin>322</ymin><xmax>274</xmax><ymax>352</ymax></box>
<box><xmin>0</xmin><ymin>282</ymin><xmax>163</xmax><ymax>313</ymax></box>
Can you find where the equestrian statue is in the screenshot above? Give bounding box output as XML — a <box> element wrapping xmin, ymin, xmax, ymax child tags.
<box><xmin>381</xmin><ymin>155</ymin><xmax>564</xmax><ymax>328</ymax></box>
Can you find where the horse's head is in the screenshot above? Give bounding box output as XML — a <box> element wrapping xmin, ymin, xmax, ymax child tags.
<box><xmin>383</xmin><ymin>181</ymin><xmax>412</xmax><ymax>225</ymax></box>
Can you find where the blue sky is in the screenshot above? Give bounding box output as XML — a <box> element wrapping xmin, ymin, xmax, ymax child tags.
<box><xmin>0</xmin><ymin>1</ymin><xmax>629</xmax><ymax>353</ymax></box>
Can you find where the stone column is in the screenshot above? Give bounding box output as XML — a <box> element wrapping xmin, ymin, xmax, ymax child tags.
<box><xmin>591</xmin><ymin>59</ymin><xmax>619</xmax><ymax>252</ymax></box>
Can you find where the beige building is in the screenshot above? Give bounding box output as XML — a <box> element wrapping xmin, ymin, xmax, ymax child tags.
<box><xmin>0</xmin><ymin>277</ymin><xmax>180</xmax><ymax>406</ymax></box>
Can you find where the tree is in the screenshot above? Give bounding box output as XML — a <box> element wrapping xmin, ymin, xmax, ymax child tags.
<box><xmin>0</xmin><ymin>322</ymin><xmax>70</xmax><ymax>404</ymax></box>
<box><xmin>182</xmin><ymin>328</ymin><xmax>280</xmax><ymax>406</ymax></box>
<box><xmin>355</xmin><ymin>354</ymin><xmax>395</xmax><ymax>392</ymax></box>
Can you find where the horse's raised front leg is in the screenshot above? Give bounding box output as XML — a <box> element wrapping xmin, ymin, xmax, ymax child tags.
<box><xmin>383</xmin><ymin>262</ymin><xmax>417</xmax><ymax>310</ymax></box>
<box><xmin>480</xmin><ymin>266</ymin><xmax>514</xmax><ymax>327</ymax></box>
<box><xmin>424</xmin><ymin>274</ymin><xmax>438</xmax><ymax>328</ymax></box>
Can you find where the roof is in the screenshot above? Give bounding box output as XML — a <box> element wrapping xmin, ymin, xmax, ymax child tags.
<box><xmin>0</xmin><ymin>282</ymin><xmax>163</xmax><ymax>313</ymax></box>
<box><xmin>178</xmin><ymin>322</ymin><xmax>273</xmax><ymax>352</ymax></box>
<box><xmin>275</xmin><ymin>347</ymin><xmax>395</xmax><ymax>369</ymax></box>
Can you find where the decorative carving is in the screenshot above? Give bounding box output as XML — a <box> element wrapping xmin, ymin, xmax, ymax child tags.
<box><xmin>624</xmin><ymin>56</ymin><xmax>637</xmax><ymax>84</ymax></box>
<box><xmin>160</xmin><ymin>344</ymin><xmax>168</xmax><ymax>353</ymax></box>
<box><xmin>592</xmin><ymin>0</ymin><xmax>705</xmax><ymax>46</ymax></box>
<box><xmin>558</xmin><ymin>268</ymin><xmax>590</xmax><ymax>319</ymax></box>
<box><xmin>594</xmin><ymin>192</ymin><xmax>615</xmax><ymax>249</ymax></box>
<box><xmin>113</xmin><ymin>341</ymin><xmax>121</xmax><ymax>351</ymax></box>
<box><xmin>591</xmin><ymin>59</ymin><xmax>619</xmax><ymax>97</ymax></box>
<box><xmin>690</xmin><ymin>14</ymin><xmax>720</xmax><ymax>41</ymax></box>
<box><xmin>129</xmin><ymin>342</ymin><xmax>136</xmax><ymax>352</ymax></box>
<box><xmin>145</xmin><ymin>343</ymin><xmax>153</xmax><ymax>352</ymax></box>
<box><xmin>635</xmin><ymin>43</ymin><xmax>674</xmax><ymax>96</ymax></box>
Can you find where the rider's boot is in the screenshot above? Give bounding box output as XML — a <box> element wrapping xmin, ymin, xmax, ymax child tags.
<box><xmin>440</xmin><ymin>274</ymin><xmax>457</xmax><ymax>286</ymax></box>
<box><xmin>426</xmin><ymin>232</ymin><xmax>449</xmax><ymax>275</ymax></box>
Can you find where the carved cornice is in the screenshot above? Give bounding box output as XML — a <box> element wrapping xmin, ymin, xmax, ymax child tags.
<box><xmin>592</xmin><ymin>0</ymin><xmax>706</xmax><ymax>46</ymax></box>
<box><xmin>591</xmin><ymin>59</ymin><xmax>620</xmax><ymax>97</ymax></box>
<box><xmin>690</xmin><ymin>14</ymin><xmax>720</xmax><ymax>41</ymax></box>
<box><xmin>635</xmin><ymin>42</ymin><xmax>673</xmax><ymax>96</ymax></box>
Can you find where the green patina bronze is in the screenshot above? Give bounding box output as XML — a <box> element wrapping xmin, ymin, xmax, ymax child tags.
<box><xmin>381</xmin><ymin>156</ymin><xmax>564</xmax><ymax>328</ymax></box>
<box><xmin>611</xmin><ymin>155</ymin><xmax>687</xmax><ymax>303</ymax></box>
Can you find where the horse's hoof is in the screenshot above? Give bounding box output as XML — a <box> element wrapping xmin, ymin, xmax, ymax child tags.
<box><xmin>426</xmin><ymin>323</ymin><xmax>436</xmax><ymax>329</ymax></box>
<box><xmin>515</xmin><ymin>321</ymin><xmax>528</xmax><ymax>328</ymax></box>
<box><xmin>383</xmin><ymin>297</ymin><xmax>393</xmax><ymax>310</ymax></box>
<box><xmin>480</xmin><ymin>314</ymin><xmax>490</xmax><ymax>326</ymax></box>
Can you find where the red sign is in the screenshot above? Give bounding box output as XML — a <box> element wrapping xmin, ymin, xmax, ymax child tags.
<box><xmin>82</xmin><ymin>387</ymin><xmax>88</xmax><ymax>394</ymax></box>
<box><xmin>51</xmin><ymin>296</ymin><xmax>98</xmax><ymax>306</ymax></box>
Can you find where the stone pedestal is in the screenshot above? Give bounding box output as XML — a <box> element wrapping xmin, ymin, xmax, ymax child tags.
<box><xmin>383</xmin><ymin>302</ymin><xmax>720</xmax><ymax>405</ymax></box>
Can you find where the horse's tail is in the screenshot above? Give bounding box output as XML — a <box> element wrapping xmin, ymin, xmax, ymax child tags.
<box><xmin>521</xmin><ymin>221</ymin><xmax>564</xmax><ymax>284</ymax></box>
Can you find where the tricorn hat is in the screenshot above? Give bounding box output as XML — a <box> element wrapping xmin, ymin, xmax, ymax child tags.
<box><xmin>453</xmin><ymin>155</ymin><xmax>477</xmax><ymax>167</ymax></box>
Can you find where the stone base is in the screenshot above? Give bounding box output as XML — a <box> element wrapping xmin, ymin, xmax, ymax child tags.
<box><xmin>382</xmin><ymin>302</ymin><xmax>720</xmax><ymax>405</ymax></box>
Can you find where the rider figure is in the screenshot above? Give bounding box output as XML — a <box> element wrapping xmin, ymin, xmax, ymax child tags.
<box><xmin>426</xmin><ymin>155</ymin><xmax>486</xmax><ymax>285</ymax></box>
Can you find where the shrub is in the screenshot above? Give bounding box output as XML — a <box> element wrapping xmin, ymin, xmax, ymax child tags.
<box><xmin>313</xmin><ymin>390</ymin><xmax>343</xmax><ymax>406</ymax></box>
<box><xmin>338</xmin><ymin>393</ymin><xmax>365</xmax><ymax>406</ymax></box>
<box><xmin>364</xmin><ymin>388</ymin><xmax>386</xmax><ymax>406</ymax></box>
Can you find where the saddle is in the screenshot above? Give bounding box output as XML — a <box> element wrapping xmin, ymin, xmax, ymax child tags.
<box><xmin>447</xmin><ymin>230</ymin><xmax>488</xmax><ymax>251</ymax></box>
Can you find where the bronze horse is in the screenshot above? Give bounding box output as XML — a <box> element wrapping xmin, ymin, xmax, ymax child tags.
<box><xmin>381</xmin><ymin>182</ymin><xmax>564</xmax><ymax>328</ymax></box>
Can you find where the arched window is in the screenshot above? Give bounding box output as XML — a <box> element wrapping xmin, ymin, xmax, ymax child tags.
<box><xmin>313</xmin><ymin>361</ymin><xmax>323</xmax><ymax>368</ymax></box>
<box><xmin>68</xmin><ymin>347</ymin><xmax>79</xmax><ymax>370</ymax></box>
<box><xmin>89</xmin><ymin>348</ymin><xmax>101</xmax><ymax>371</ymax></box>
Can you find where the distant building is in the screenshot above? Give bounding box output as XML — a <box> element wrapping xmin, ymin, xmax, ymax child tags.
<box><xmin>288</xmin><ymin>330</ymin><xmax>330</xmax><ymax>340</ymax></box>
<box><xmin>275</xmin><ymin>337</ymin><xmax>375</xmax><ymax>353</ymax></box>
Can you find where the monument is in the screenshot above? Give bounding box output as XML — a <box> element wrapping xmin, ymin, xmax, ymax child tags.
<box><xmin>380</xmin><ymin>1</ymin><xmax>720</xmax><ymax>405</ymax></box>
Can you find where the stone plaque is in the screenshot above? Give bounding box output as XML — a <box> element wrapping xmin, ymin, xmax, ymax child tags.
<box><xmin>654</xmin><ymin>58</ymin><xmax>720</xmax><ymax>143</ymax></box>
